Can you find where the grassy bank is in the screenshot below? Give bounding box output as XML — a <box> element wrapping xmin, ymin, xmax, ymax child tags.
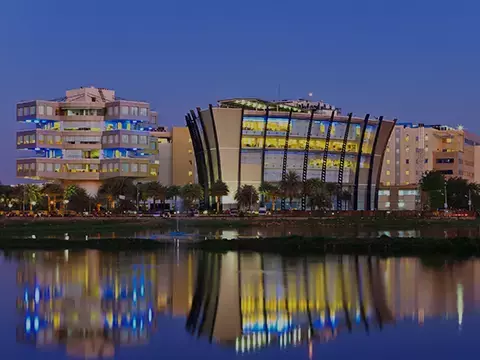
<box><xmin>198</xmin><ymin>235</ymin><xmax>480</xmax><ymax>257</ymax></box>
<box><xmin>0</xmin><ymin>234</ymin><xmax>479</xmax><ymax>258</ymax></box>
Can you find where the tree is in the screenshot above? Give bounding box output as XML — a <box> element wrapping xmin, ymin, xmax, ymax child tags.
<box><xmin>235</xmin><ymin>185</ymin><xmax>259</xmax><ymax>211</ymax></box>
<box><xmin>304</xmin><ymin>178</ymin><xmax>332</xmax><ymax>210</ymax></box>
<box><xmin>181</xmin><ymin>184</ymin><xmax>204</xmax><ymax>209</ymax></box>
<box><xmin>339</xmin><ymin>189</ymin><xmax>352</xmax><ymax>210</ymax></box>
<box><xmin>420</xmin><ymin>171</ymin><xmax>445</xmax><ymax>210</ymax></box>
<box><xmin>259</xmin><ymin>182</ymin><xmax>281</xmax><ymax>211</ymax></box>
<box><xmin>25</xmin><ymin>185</ymin><xmax>41</xmax><ymax>211</ymax></box>
<box><xmin>63</xmin><ymin>184</ymin><xmax>79</xmax><ymax>211</ymax></box>
<box><xmin>166</xmin><ymin>185</ymin><xmax>181</xmax><ymax>211</ymax></box>
<box><xmin>99</xmin><ymin>177</ymin><xmax>135</xmax><ymax>210</ymax></box>
<box><xmin>147</xmin><ymin>181</ymin><xmax>167</xmax><ymax>211</ymax></box>
<box><xmin>446</xmin><ymin>177</ymin><xmax>470</xmax><ymax>210</ymax></box>
<box><xmin>68</xmin><ymin>187</ymin><xmax>93</xmax><ymax>213</ymax></box>
<box><xmin>42</xmin><ymin>182</ymin><xmax>64</xmax><ymax>212</ymax></box>
<box><xmin>280</xmin><ymin>171</ymin><xmax>301</xmax><ymax>209</ymax></box>
<box><xmin>209</xmin><ymin>180</ymin><xmax>229</xmax><ymax>213</ymax></box>
<box><xmin>137</xmin><ymin>183</ymin><xmax>150</xmax><ymax>211</ymax></box>
<box><xmin>0</xmin><ymin>185</ymin><xmax>14</xmax><ymax>210</ymax></box>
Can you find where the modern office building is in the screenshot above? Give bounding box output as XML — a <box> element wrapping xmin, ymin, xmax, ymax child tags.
<box><xmin>16</xmin><ymin>87</ymin><xmax>160</xmax><ymax>195</ymax></box>
<box><xmin>187</xmin><ymin>98</ymin><xmax>396</xmax><ymax>210</ymax></box>
<box><xmin>150</xmin><ymin>126</ymin><xmax>195</xmax><ymax>186</ymax></box>
<box><xmin>379</xmin><ymin>123</ymin><xmax>480</xmax><ymax>210</ymax></box>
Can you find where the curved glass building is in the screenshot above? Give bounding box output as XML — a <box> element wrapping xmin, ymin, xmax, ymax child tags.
<box><xmin>187</xmin><ymin>98</ymin><xmax>396</xmax><ymax>210</ymax></box>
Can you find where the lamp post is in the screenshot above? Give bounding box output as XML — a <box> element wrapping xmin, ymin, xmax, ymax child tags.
<box><xmin>444</xmin><ymin>181</ymin><xmax>448</xmax><ymax>210</ymax></box>
<box><xmin>63</xmin><ymin>199</ymin><xmax>69</xmax><ymax>214</ymax></box>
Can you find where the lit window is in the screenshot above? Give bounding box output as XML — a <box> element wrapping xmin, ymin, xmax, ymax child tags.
<box><xmin>378</xmin><ymin>190</ymin><xmax>390</xmax><ymax>196</ymax></box>
<box><xmin>188</xmin><ymin>149</ymin><xmax>193</xmax><ymax>154</ymax></box>
<box><xmin>405</xmin><ymin>146</ymin><xmax>410</xmax><ymax>152</ymax></box>
<box><xmin>386</xmin><ymin>147</ymin><xmax>390</xmax><ymax>153</ymax></box>
<box><xmin>17</xmin><ymin>107</ymin><xmax>24</xmax><ymax>117</ymax></box>
<box><xmin>121</xmin><ymin>106</ymin><xmax>129</xmax><ymax>115</ymax></box>
<box><xmin>446</xmin><ymin>138</ymin><xmax>452</xmax><ymax>143</ymax></box>
<box><xmin>188</xmin><ymin>171</ymin><xmax>193</xmax><ymax>176</ymax></box>
<box><xmin>398</xmin><ymin>201</ymin><xmax>405</xmax><ymax>208</ymax></box>
<box><xmin>385</xmin><ymin>202</ymin><xmax>390</xmax><ymax>208</ymax></box>
<box><xmin>17</xmin><ymin>163</ymin><xmax>23</xmax><ymax>171</ymax></box>
<box><xmin>425</xmin><ymin>147</ymin><xmax>429</xmax><ymax>152</ymax></box>
<box><xmin>425</xmin><ymin>135</ymin><xmax>429</xmax><ymax>141</ymax></box>
<box><xmin>386</xmin><ymin>170</ymin><xmax>391</xmax><ymax>175</ymax></box>
<box><xmin>386</xmin><ymin>181</ymin><xmax>391</xmax><ymax>186</ymax></box>
<box><xmin>405</xmin><ymin>135</ymin><xmax>409</xmax><ymax>142</ymax></box>
<box><xmin>405</xmin><ymin>170</ymin><xmax>410</xmax><ymax>175</ymax></box>
<box><xmin>17</xmin><ymin>136</ymin><xmax>23</xmax><ymax>145</ymax></box>
<box><xmin>386</xmin><ymin>159</ymin><xmax>390</xmax><ymax>165</ymax></box>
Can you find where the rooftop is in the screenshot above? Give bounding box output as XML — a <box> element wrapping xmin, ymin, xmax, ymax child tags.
<box><xmin>218</xmin><ymin>97</ymin><xmax>341</xmax><ymax>115</ymax></box>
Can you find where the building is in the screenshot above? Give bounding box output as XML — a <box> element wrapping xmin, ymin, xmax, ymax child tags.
<box><xmin>16</xmin><ymin>87</ymin><xmax>159</xmax><ymax>195</ymax></box>
<box><xmin>187</xmin><ymin>98</ymin><xmax>396</xmax><ymax>210</ymax></box>
<box><xmin>379</xmin><ymin>123</ymin><xmax>480</xmax><ymax>210</ymax></box>
<box><xmin>150</xmin><ymin>126</ymin><xmax>195</xmax><ymax>186</ymax></box>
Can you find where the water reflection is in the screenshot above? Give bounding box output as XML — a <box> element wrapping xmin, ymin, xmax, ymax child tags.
<box><xmin>6</xmin><ymin>250</ymin><xmax>480</xmax><ymax>358</ymax></box>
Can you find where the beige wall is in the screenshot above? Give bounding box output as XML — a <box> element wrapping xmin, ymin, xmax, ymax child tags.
<box><xmin>172</xmin><ymin>127</ymin><xmax>195</xmax><ymax>186</ymax></box>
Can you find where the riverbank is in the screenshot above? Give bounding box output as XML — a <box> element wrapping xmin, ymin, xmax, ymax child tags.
<box><xmin>0</xmin><ymin>234</ymin><xmax>479</xmax><ymax>258</ymax></box>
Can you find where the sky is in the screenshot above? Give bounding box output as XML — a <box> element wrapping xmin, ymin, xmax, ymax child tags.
<box><xmin>1</xmin><ymin>0</ymin><xmax>479</xmax><ymax>183</ymax></box>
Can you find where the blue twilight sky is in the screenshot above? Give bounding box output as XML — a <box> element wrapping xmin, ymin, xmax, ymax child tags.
<box><xmin>1</xmin><ymin>0</ymin><xmax>479</xmax><ymax>183</ymax></box>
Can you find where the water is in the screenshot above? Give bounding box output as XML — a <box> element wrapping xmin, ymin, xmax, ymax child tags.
<box><xmin>2</xmin><ymin>249</ymin><xmax>480</xmax><ymax>359</ymax></box>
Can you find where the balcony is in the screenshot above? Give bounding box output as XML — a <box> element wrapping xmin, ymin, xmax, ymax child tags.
<box><xmin>17</xmin><ymin>130</ymin><xmax>63</xmax><ymax>150</ymax></box>
<box><xmin>101</xmin><ymin>130</ymin><xmax>152</xmax><ymax>150</ymax></box>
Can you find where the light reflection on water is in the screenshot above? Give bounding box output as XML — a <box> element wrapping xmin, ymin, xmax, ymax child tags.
<box><xmin>3</xmin><ymin>250</ymin><xmax>480</xmax><ymax>358</ymax></box>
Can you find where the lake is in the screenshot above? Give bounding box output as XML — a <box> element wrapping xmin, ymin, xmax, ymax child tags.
<box><xmin>3</xmin><ymin>249</ymin><xmax>480</xmax><ymax>358</ymax></box>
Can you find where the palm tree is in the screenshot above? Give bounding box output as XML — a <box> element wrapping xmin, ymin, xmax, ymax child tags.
<box><xmin>147</xmin><ymin>181</ymin><xmax>167</xmax><ymax>211</ymax></box>
<box><xmin>181</xmin><ymin>183</ymin><xmax>204</xmax><ymax>210</ymax></box>
<box><xmin>99</xmin><ymin>177</ymin><xmax>135</xmax><ymax>210</ymax></box>
<box><xmin>63</xmin><ymin>184</ymin><xmax>79</xmax><ymax>211</ymax></box>
<box><xmin>304</xmin><ymin>178</ymin><xmax>324</xmax><ymax>210</ymax></box>
<box><xmin>0</xmin><ymin>185</ymin><xmax>14</xmax><ymax>210</ymax></box>
<box><xmin>209</xmin><ymin>180</ymin><xmax>229</xmax><ymax>213</ymax></box>
<box><xmin>166</xmin><ymin>185</ymin><xmax>181</xmax><ymax>211</ymax></box>
<box><xmin>25</xmin><ymin>184</ymin><xmax>41</xmax><ymax>211</ymax></box>
<box><xmin>235</xmin><ymin>185</ymin><xmax>259</xmax><ymax>211</ymax></box>
<box><xmin>280</xmin><ymin>171</ymin><xmax>301</xmax><ymax>209</ymax></box>
<box><xmin>340</xmin><ymin>189</ymin><xmax>352</xmax><ymax>210</ymax></box>
<box><xmin>42</xmin><ymin>182</ymin><xmax>64</xmax><ymax>212</ymax></box>
<box><xmin>259</xmin><ymin>182</ymin><xmax>281</xmax><ymax>211</ymax></box>
<box><xmin>138</xmin><ymin>182</ymin><xmax>150</xmax><ymax>211</ymax></box>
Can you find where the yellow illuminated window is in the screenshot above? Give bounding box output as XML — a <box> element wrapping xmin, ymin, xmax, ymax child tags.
<box><xmin>406</xmin><ymin>181</ymin><xmax>410</xmax><ymax>185</ymax></box>
<box><xmin>386</xmin><ymin>147</ymin><xmax>390</xmax><ymax>153</ymax></box>
<box><xmin>386</xmin><ymin>181</ymin><xmax>391</xmax><ymax>186</ymax></box>
<box><xmin>446</xmin><ymin>138</ymin><xmax>452</xmax><ymax>143</ymax></box>
<box><xmin>405</xmin><ymin>170</ymin><xmax>410</xmax><ymax>175</ymax></box>
<box><xmin>188</xmin><ymin>149</ymin><xmax>192</xmax><ymax>154</ymax></box>
<box><xmin>405</xmin><ymin>135</ymin><xmax>409</xmax><ymax>142</ymax></box>
<box><xmin>386</xmin><ymin>159</ymin><xmax>390</xmax><ymax>165</ymax></box>
<box><xmin>386</xmin><ymin>170</ymin><xmax>391</xmax><ymax>175</ymax></box>
<box><xmin>188</xmin><ymin>171</ymin><xmax>193</xmax><ymax>176</ymax></box>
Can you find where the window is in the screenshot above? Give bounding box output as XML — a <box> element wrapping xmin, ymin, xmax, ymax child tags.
<box><xmin>424</xmin><ymin>159</ymin><xmax>428</xmax><ymax>164</ymax></box>
<box><xmin>131</xmin><ymin>163</ymin><xmax>138</xmax><ymax>172</ymax></box>
<box><xmin>24</xmin><ymin>163</ymin><xmax>30</xmax><ymax>170</ymax></box>
<box><xmin>425</xmin><ymin>135</ymin><xmax>429</xmax><ymax>141</ymax></box>
<box><xmin>378</xmin><ymin>190</ymin><xmax>390</xmax><ymax>196</ymax></box>
<box><xmin>38</xmin><ymin>105</ymin><xmax>45</xmax><ymax>115</ymax></box>
<box><xmin>446</xmin><ymin>138</ymin><xmax>452</xmax><ymax>143</ymax></box>
<box><xmin>38</xmin><ymin>163</ymin><xmax>45</xmax><ymax>171</ymax></box>
<box><xmin>398</xmin><ymin>201</ymin><xmax>405</xmax><ymax>208</ymax></box>
<box><xmin>188</xmin><ymin>171</ymin><xmax>193</xmax><ymax>177</ymax></box>
<box><xmin>46</xmin><ymin>106</ymin><xmax>53</xmax><ymax>116</ymax></box>
<box><xmin>114</xmin><ymin>135</ymin><xmax>119</xmax><ymax>143</ymax></box>
<box><xmin>140</xmin><ymin>164</ymin><xmax>147</xmax><ymax>173</ymax></box>
<box><xmin>386</xmin><ymin>181</ymin><xmax>391</xmax><ymax>186</ymax></box>
<box><xmin>122</xmin><ymin>134</ymin><xmax>129</xmax><ymax>143</ymax></box>
<box><xmin>406</xmin><ymin>159</ymin><xmax>409</xmax><ymax>164</ymax></box>
<box><xmin>17</xmin><ymin>107</ymin><xmax>24</xmax><ymax>117</ymax></box>
<box><xmin>405</xmin><ymin>135</ymin><xmax>409</xmax><ymax>142</ymax></box>
<box><xmin>416</xmin><ymin>136</ymin><xmax>419</xmax><ymax>141</ymax></box>
<box><xmin>384</xmin><ymin>202</ymin><xmax>390</xmax><ymax>208</ymax></box>
<box><xmin>399</xmin><ymin>190</ymin><xmax>419</xmax><ymax>196</ymax></box>
<box><xmin>386</xmin><ymin>146</ymin><xmax>390</xmax><ymax>153</ymax></box>
<box><xmin>17</xmin><ymin>136</ymin><xmax>23</xmax><ymax>145</ymax></box>
<box><xmin>108</xmin><ymin>135</ymin><xmax>113</xmax><ymax>144</ymax></box>
<box><xmin>188</xmin><ymin>149</ymin><xmax>193</xmax><ymax>154</ymax></box>
<box><xmin>386</xmin><ymin>170</ymin><xmax>391</xmax><ymax>175</ymax></box>
<box><xmin>107</xmin><ymin>107</ymin><xmax>113</xmax><ymax>116</ymax></box>
<box><xmin>436</xmin><ymin>158</ymin><xmax>454</xmax><ymax>164</ymax></box>
<box><xmin>30</xmin><ymin>106</ymin><xmax>36</xmax><ymax>115</ymax></box>
<box><xmin>24</xmin><ymin>107</ymin><xmax>30</xmax><ymax>116</ymax></box>
<box><xmin>405</xmin><ymin>170</ymin><xmax>410</xmax><ymax>175</ymax></box>
<box><xmin>113</xmin><ymin>106</ymin><xmax>119</xmax><ymax>116</ymax></box>
<box><xmin>131</xmin><ymin>107</ymin><xmax>139</xmax><ymax>116</ymax></box>
<box><xmin>54</xmin><ymin>164</ymin><xmax>61</xmax><ymax>172</ymax></box>
<box><xmin>139</xmin><ymin>136</ymin><xmax>147</xmax><ymax>144</ymax></box>
<box><xmin>140</xmin><ymin>108</ymin><xmax>148</xmax><ymax>116</ymax></box>
<box><xmin>131</xmin><ymin>135</ymin><xmax>138</xmax><ymax>144</ymax></box>
<box><xmin>121</xmin><ymin>106</ymin><xmax>129</xmax><ymax>115</ymax></box>
<box><xmin>439</xmin><ymin>170</ymin><xmax>454</xmax><ymax>175</ymax></box>
<box><xmin>405</xmin><ymin>146</ymin><xmax>410</xmax><ymax>152</ymax></box>
<box><xmin>121</xmin><ymin>163</ymin><xmax>129</xmax><ymax>172</ymax></box>
<box><xmin>46</xmin><ymin>163</ymin><xmax>53</xmax><ymax>172</ymax></box>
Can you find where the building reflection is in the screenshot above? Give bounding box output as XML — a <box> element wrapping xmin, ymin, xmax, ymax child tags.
<box><xmin>11</xmin><ymin>249</ymin><xmax>480</xmax><ymax>357</ymax></box>
<box><xmin>186</xmin><ymin>253</ymin><xmax>479</xmax><ymax>355</ymax></box>
<box><xmin>14</xmin><ymin>249</ymin><xmax>196</xmax><ymax>358</ymax></box>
